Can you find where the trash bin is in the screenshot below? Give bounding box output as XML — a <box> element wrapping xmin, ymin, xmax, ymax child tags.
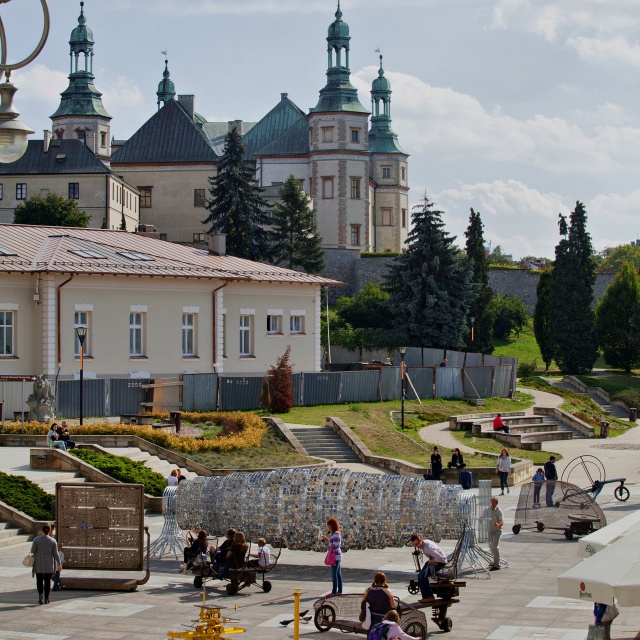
<box><xmin>599</xmin><ymin>420</ymin><xmax>610</xmax><ymax>438</ymax></box>
<box><xmin>629</xmin><ymin>407</ymin><xmax>637</xmax><ymax>422</ymax></box>
<box><xmin>170</xmin><ymin>410</ymin><xmax>182</xmax><ymax>434</ymax></box>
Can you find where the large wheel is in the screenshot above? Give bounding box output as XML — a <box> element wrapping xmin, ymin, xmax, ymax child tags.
<box><xmin>262</xmin><ymin>580</ymin><xmax>272</xmax><ymax>593</ymax></box>
<box><xmin>226</xmin><ymin>582</ymin><xmax>238</xmax><ymax>595</ymax></box>
<box><xmin>193</xmin><ymin>576</ymin><xmax>202</xmax><ymax>589</ymax></box>
<box><xmin>564</xmin><ymin>529</ymin><xmax>574</xmax><ymax>540</ymax></box>
<box><xmin>442</xmin><ymin>617</ymin><xmax>453</xmax><ymax>633</ymax></box>
<box><xmin>404</xmin><ymin>621</ymin><xmax>427</xmax><ymax>640</ymax></box>
<box><xmin>408</xmin><ymin>581</ymin><xmax>420</xmax><ymax>595</ymax></box>
<box><xmin>512</xmin><ymin>524</ymin><xmax>521</xmax><ymax>534</ymax></box>
<box><xmin>614</xmin><ymin>485</ymin><xmax>630</xmax><ymax>502</ymax></box>
<box><xmin>314</xmin><ymin>605</ymin><xmax>336</xmax><ymax>632</ymax></box>
<box><xmin>536</xmin><ymin>522</ymin><xmax>545</xmax><ymax>532</ymax></box>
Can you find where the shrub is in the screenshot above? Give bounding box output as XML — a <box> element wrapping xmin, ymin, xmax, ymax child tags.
<box><xmin>260</xmin><ymin>346</ymin><xmax>294</xmax><ymax>414</ymax></box>
<box><xmin>611</xmin><ymin>389</ymin><xmax>640</xmax><ymax>409</ymax></box>
<box><xmin>69</xmin><ymin>449</ymin><xmax>167</xmax><ymax>497</ymax></box>
<box><xmin>517</xmin><ymin>360</ymin><xmax>538</xmax><ymax>378</ymax></box>
<box><xmin>1</xmin><ymin>411</ymin><xmax>267</xmax><ymax>455</ymax></box>
<box><xmin>0</xmin><ymin>471</ymin><xmax>53</xmax><ymax>520</ymax></box>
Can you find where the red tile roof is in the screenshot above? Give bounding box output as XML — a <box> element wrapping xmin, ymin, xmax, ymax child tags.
<box><xmin>0</xmin><ymin>225</ymin><xmax>342</xmax><ymax>285</ymax></box>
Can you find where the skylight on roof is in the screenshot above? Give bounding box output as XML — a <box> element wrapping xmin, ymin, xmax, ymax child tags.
<box><xmin>69</xmin><ymin>249</ymin><xmax>106</xmax><ymax>259</ymax></box>
<box><xmin>118</xmin><ymin>251</ymin><xmax>154</xmax><ymax>261</ymax></box>
<box><xmin>0</xmin><ymin>247</ymin><xmax>17</xmax><ymax>256</ymax></box>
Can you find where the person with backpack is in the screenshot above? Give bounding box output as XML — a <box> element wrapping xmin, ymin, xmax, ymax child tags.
<box><xmin>367</xmin><ymin>610</ymin><xmax>421</xmax><ymax>640</ymax></box>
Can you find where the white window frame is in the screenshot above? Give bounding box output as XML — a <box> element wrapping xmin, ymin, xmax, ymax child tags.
<box><xmin>182</xmin><ymin>313</ymin><xmax>196</xmax><ymax>357</ymax></box>
<box><xmin>382</xmin><ymin>167</ymin><xmax>391</xmax><ymax>179</ymax></box>
<box><xmin>267</xmin><ymin>312</ymin><xmax>282</xmax><ymax>334</ymax></box>
<box><xmin>289</xmin><ymin>310</ymin><xmax>306</xmax><ymax>335</ymax></box>
<box><xmin>129</xmin><ymin>312</ymin><xmax>144</xmax><ymax>357</ymax></box>
<box><xmin>239</xmin><ymin>314</ymin><xmax>252</xmax><ymax>356</ymax></box>
<box><xmin>0</xmin><ymin>310</ymin><xmax>14</xmax><ymax>356</ymax></box>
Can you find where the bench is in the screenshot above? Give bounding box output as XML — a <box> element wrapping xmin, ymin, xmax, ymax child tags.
<box><xmin>120</xmin><ymin>414</ymin><xmax>154</xmax><ymax>425</ymax></box>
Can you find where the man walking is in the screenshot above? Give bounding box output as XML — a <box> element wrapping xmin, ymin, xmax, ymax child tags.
<box><xmin>409</xmin><ymin>534</ymin><xmax>447</xmax><ymax>603</ymax></box>
<box><xmin>488</xmin><ymin>496</ymin><xmax>503</xmax><ymax>571</ymax></box>
<box><xmin>544</xmin><ymin>455</ymin><xmax>558</xmax><ymax>507</ymax></box>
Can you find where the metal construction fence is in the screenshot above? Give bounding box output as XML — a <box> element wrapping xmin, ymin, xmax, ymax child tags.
<box><xmin>0</xmin><ymin>350</ymin><xmax>516</xmax><ymax>418</ymax></box>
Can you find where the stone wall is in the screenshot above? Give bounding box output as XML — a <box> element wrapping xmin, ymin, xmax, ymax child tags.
<box><xmin>323</xmin><ymin>252</ymin><xmax>616</xmax><ymax>311</ymax></box>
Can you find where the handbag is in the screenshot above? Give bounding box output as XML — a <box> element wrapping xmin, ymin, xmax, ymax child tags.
<box><xmin>587</xmin><ymin>625</ymin><xmax>607</xmax><ymax>640</ymax></box>
<box><xmin>360</xmin><ymin>601</ymin><xmax>371</xmax><ymax>629</ymax></box>
<box><xmin>22</xmin><ymin>553</ymin><xmax>34</xmax><ymax>567</ymax></box>
<box><xmin>324</xmin><ymin>546</ymin><xmax>336</xmax><ymax>566</ymax></box>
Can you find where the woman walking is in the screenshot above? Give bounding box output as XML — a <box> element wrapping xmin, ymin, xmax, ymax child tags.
<box><xmin>321</xmin><ymin>517</ymin><xmax>342</xmax><ymax>595</ymax></box>
<box><xmin>496</xmin><ymin>448</ymin><xmax>512</xmax><ymax>495</ymax></box>
<box><xmin>31</xmin><ymin>524</ymin><xmax>61</xmax><ymax>604</ymax></box>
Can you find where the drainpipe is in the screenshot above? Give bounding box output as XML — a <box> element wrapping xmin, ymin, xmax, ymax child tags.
<box><xmin>212</xmin><ymin>282</ymin><xmax>228</xmax><ymax>369</ymax></box>
<box><xmin>105</xmin><ymin>174</ymin><xmax>110</xmax><ymax>228</ymax></box>
<box><xmin>56</xmin><ymin>275</ymin><xmax>74</xmax><ymax>392</ymax></box>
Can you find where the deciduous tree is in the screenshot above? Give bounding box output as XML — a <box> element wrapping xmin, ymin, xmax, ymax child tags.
<box><xmin>14</xmin><ymin>193</ymin><xmax>90</xmax><ymax>227</ymax></box>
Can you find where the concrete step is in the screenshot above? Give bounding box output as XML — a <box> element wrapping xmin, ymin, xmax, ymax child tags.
<box><xmin>0</xmin><ymin>533</ymin><xmax>32</xmax><ymax>548</ymax></box>
<box><xmin>521</xmin><ymin>431</ymin><xmax>575</xmax><ymax>443</ymax></box>
<box><xmin>103</xmin><ymin>447</ymin><xmax>198</xmax><ymax>479</ymax></box>
<box><xmin>288</xmin><ymin>427</ymin><xmax>360</xmax><ymax>462</ymax></box>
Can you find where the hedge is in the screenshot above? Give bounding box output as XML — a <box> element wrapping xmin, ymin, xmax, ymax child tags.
<box><xmin>0</xmin><ymin>411</ymin><xmax>267</xmax><ymax>455</ymax></box>
<box><xmin>0</xmin><ymin>471</ymin><xmax>53</xmax><ymax>521</ymax></box>
<box><xmin>69</xmin><ymin>449</ymin><xmax>167</xmax><ymax>497</ymax></box>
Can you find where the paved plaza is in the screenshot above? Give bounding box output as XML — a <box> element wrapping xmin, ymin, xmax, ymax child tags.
<box><xmin>0</xmin><ymin>485</ymin><xmax>638</xmax><ymax>640</ymax></box>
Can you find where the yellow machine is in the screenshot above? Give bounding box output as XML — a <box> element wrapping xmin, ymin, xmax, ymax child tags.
<box><xmin>167</xmin><ymin>592</ymin><xmax>245</xmax><ymax>639</ymax></box>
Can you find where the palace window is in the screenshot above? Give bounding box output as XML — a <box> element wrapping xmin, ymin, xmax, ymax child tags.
<box><xmin>0</xmin><ymin>311</ymin><xmax>14</xmax><ymax>356</ymax></box>
<box><xmin>182</xmin><ymin>313</ymin><xmax>196</xmax><ymax>356</ymax></box>
<box><xmin>138</xmin><ymin>187</ymin><xmax>152</xmax><ymax>208</ymax></box>
<box><xmin>129</xmin><ymin>313</ymin><xmax>144</xmax><ymax>357</ymax></box>
<box><xmin>194</xmin><ymin>189</ymin><xmax>206</xmax><ymax>207</ymax></box>
<box><xmin>267</xmin><ymin>314</ymin><xmax>282</xmax><ymax>334</ymax></box>
<box><xmin>68</xmin><ymin>183</ymin><xmax>80</xmax><ymax>199</ymax></box>
<box><xmin>74</xmin><ymin>311</ymin><xmax>90</xmax><ymax>357</ymax></box>
<box><xmin>402</xmin><ymin>209</ymin><xmax>407</xmax><ymax>228</ymax></box>
<box><xmin>350</xmin><ymin>225</ymin><xmax>361</xmax><ymax>246</ymax></box>
<box><xmin>290</xmin><ymin>315</ymin><xmax>305</xmax><ymax>334</ymax></box>
<box><xmin>351</xmin><ymin>129</ymin><xmax>360</xmax><ymax>143</ymax></box>
<box><xmin>239</xmin><ymin>315</ymin><xmax>252</xmax><ymax>356</ymax></box>
<box><xmin>382</xmin><ymin>167</ymin><xmax>391</xmax><ymax>179</ymax></box>
<box><xmin>322</xmin><ymin>177</ymin><xmax>334</xmax><ymax>199</ymax></box>
<box><xmin>16</xmin><ymin>183</ymin><xmax>27</xmax><ymax>200</ymax></box>
<box><xmin>350</xmin><ymin>178</ymin><xmax>361</xmax><ymax>199</ymax></box>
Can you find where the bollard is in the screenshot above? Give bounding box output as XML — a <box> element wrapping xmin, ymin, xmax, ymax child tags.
<box><xmin>629</xmin><ymin>407</ymin><xmax>637</xmax><ymax>422</ymax></box>
<box><xmin>293</xmin><ymin>588</ymin><xmax>302</xmax><ymax>640</ymax></box>
<box><xmin>599</xmin><ymin>420</ymin><xmax>610</xmax><ymax>439</ymax></box>
<box><xmin>170</xmin><ymin>410</ymin><xmax>182</xmax><ymax>434</ymax></box>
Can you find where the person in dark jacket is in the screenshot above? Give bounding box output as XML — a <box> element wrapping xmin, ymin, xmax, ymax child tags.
<box><xmin>363</xmin><ymin>572</ymin><xmax>395</xmax><ymax>628</ymax></box>
<box><xmin>184</xmin><ymin>530</ymin><xmax>209</xmax><ymax>567</ymax></box>
<box><xmin>212</xmin><ymin>528</ymin><xmax>236</xmax><ymax>575</ymax></box>
<box><xmin>218</xmin><ymin>531</ymin><xmax>248</xmax><ymax>579</ymax></box>
<box><xmin>447</xmin><ymin>448</ymin><xmax>466</xmax><ymax>469</ymax></box>
<box><xmin>430</xmin><ymin>447</ymin><xmax>443</xmax><ymax>480</ymax></box>
<box><xmin>543</xmin><ymin>456</ymin><xmax>558</xmax><ymax>507</ymax></box>
<box><xmin>30</xmin><ymin>524</ymin><xmax>61</xmax><ymax>605</ymax></box>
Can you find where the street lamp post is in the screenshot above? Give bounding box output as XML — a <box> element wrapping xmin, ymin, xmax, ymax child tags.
<box><xmin>0</xmin><ymin>0</ymin><xmax>50</xmax><ymax>163</ymax></box>
<box><xmin>75</xmin><ymin>326</ymin><xmax>87</xmax><ymax>425</ymax></box>
<box><xmin>470</xmin><ymin>317</ymin><xmax>476</xmax><ymax>344</ymax></box>
<box><xmin>399</xmin><ymin>346</ymin><xmax>407</xmax><ymax>430</ymax></box>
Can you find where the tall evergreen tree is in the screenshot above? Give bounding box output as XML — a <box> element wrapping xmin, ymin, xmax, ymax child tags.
<box><xmin>595</xmin><ymin>261</ymin><xmax>640</xmax><ymax>372</ymax></box>
<box><xmin>385</xmin><ymin>196</ymin><xmax>475</xmax><ymax>349</ymax></box>
<box><xmin>269</xmin><ymin>175</ymin><xmax>325</xmax><ymax>273</ymax></box>
<box><xmin>202</xmin><ymin>128</ymin><xmax>270</xmax><ymax>261</ymax></box>
<box><xmin>464</xmin><ymin>208</ymin><xmax>495</xmax><ymax>353</ymax></box>
<box><xmin>533</xmin><ymin>269</ymin><xmax>554</xmax><ymax>371</ymax></box>
<box><xmin>549</xmin><ymin>201</ymin><xmax>598</xmax><ymax>373</ymax></box>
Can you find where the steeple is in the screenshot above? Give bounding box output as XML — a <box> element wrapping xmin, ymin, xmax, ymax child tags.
<box><xmin>50</xmin><ymin>2</ymin><xmax>111</xmax><ymax>162</ymax></box>
<box><xmin>311</xmin><ymin>2</ymin><xmax>368</xmax><ymax>114</ymax></box>
<box><xmin>369</xmin><ymin>55</ymin><xmax>404</xmax><ymax>153</ymax></box>
<box><xmin>156</xmin><ymin>59</ymin><xmax>176</xmax><ymax>109</ymax></box>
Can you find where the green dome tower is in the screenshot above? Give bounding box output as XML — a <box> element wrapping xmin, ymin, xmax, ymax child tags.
<box><xmin>157</xmin><ymin>59</ymin><xmax>176</xmax><ymax>109</ymax></box>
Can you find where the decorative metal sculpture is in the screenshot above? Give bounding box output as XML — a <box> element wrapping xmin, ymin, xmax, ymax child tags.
<box><xmin>176</xmin><ymin>468</ymin><xmax>473</xmax><ymax>550</ymax></box>
<box><xmin>149</xmin><ymin>486</ymin><xmax>185</xmax><ymax>561</ymax></box>
<box><xmin>167</xmin><ymin>591</ymin><xmax>245</xmax><ymax>639</ymax></box>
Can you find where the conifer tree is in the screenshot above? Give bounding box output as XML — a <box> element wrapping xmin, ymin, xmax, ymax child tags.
<box><xmin>202</xmin><ymin>128</ymin><xmax>270</xmax><ymax>261</ymax></box>
<box><xmin>549</xmin><ymin>201</ymin><xmax>598</xmax><ymax>373</ymax></box>
<box><xmin>119</xmin><ymin>212</ymin><xmax>127</xmax><ymax>230</ymax></box>
<box><xmin>595</xmin><ymin>261</ymin><xmax>640</xmax><ymax>372</ymax></box>
<box><xmin>385</xmin><ymin>196</ymin><xmax>475</xmax><ymax>349</ymax></box>
<box><xmin>533</xmin><ymin>269</ymin><xmax>555</xmax><ymax>371</ymax></box>
<box><xmin>464</xmin><ymin>208</ymin><xmax>495</xmax><ymax>353</ymax></box>
<box><xmin>269</xmin><ymin>175</ymin><xmax>324</xmax><ymax>273</ymax></box>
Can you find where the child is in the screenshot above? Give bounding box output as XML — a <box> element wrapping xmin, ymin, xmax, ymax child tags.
<box><xmin>248</xmin><ymin>538</ymin><xmax>270</xmax><ymax>569</ymax></box>
<box><xmin>532</xmin><ymin>468</ymin><xmax>545</xmax><ymax>507</ymax></box>
<box><xmin>368</xmin><ymin>610</ymin><xmax>420</xmax><ymax>640</ymax></box>
<box><xmin>52</xmin><ymin>543</ymin><xmax>64</xmax><ymax>591</ymax></box>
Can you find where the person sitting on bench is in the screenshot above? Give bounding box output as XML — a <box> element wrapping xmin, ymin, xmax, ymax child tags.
<box><xmin>492</xmin><ymin>413</ymin><xmax>510</xmax><ymax>433</ymax></box>
<box><xmin>183</xmin><ymin>530</ymin><xmax>209</xmax><ymax>570</ymax></box>
<box><xmin>447</xmin><ymin>448</ymin><xmax>466</xmax><ymax>469</ymax></box>
<box><xmin>247</xmin><ymin>538</ymin><xmax>270</xmax><ymax>569</ymax></box>
<box><xmin>409</xmin><ymin>534</ymin><xmax>447</xmax><ymax>604</ymax></box>
<box><xmin>218</xmin><ymin>531</ymin><xmax>248</xmax><ymax>579</ymax></box>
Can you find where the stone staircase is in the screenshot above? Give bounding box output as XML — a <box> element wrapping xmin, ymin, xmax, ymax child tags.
<box><xmin>102</xmin><ymin>447</ymin><xmax>199</xmax><ymax>480</ymax></box>
<box><xmin>0</xmin><ymin>519</ymin><xmax>31</xmax><ymax>548</ymax></box>
<box><xmin>553</xmin><ymin>379</ymin><xmax>630</xmax><ymax>420</ymax></box>
<box><xmin>286</xmin><ymin>425</ymin><xmax>361</xmax><ymax>463</ymax></box>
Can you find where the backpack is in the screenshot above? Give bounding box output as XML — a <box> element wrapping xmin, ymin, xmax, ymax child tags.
<box><xmin>367</xmin><ymin>622</ymin><xmax>389</xmax><ymax>640</ymax></box>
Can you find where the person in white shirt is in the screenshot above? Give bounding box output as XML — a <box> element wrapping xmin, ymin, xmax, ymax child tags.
<box><xmin>167</xmin><ymin>469</ymin><xmax>179</xmax><ymax>487</ymax></box>
<box><xmin>380</xmin><ymin>610</ymin><xmax>421</xmax><ymax>640</ymax></box>
<box><xmin>248</xmin><ymin>538</ymin><xmax>270</xmax><ymax>569</ymax></box>
<box><xmin>409</xmin><ymin>534</ymin><xmax>447</xmax><ymax>603</ymax></box>
<box><xmin>47</xmin><ymin>424</ymin><xmax>66</xmax><ymax>451</ymax></box>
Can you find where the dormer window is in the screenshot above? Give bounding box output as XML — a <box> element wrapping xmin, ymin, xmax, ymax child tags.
<box><xmin>118</xmin><ymin>251</ymin><xmax>154</xmax><ymax>261</ymax></box>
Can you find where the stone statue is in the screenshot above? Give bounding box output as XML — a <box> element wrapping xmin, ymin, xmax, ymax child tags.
<box><xmin>26</xmin><ymin>375</ymin><xmax>56</xmax><ymax>423</ymax></box>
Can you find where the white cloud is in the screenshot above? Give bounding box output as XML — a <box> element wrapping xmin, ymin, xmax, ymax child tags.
<box><xmin>567</xmin><ymin>35</ymin><xmax>640</xmax><ymax>67</ymax></box>
<box><xmin>11</xmin><ymin>64</ymin><xmax>67</xmax><ymax>108</ymax></box>
<box><xmin>101</xmin><ymin>76</ymin><xmax>144</xmax><ymax>109</ymax></box>
<box><xmin>353</xmin><ymin>67</ymin><xmax>639</xmax><ymax>175</ymax></box>
<box><xmin>491</xmin><ymin>0</ymin><xmax>640</xmax><ymax>40</ymax></box>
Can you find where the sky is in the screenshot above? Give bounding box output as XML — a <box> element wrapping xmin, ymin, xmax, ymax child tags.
<box><xmin>4</xmin><ymin>0</ymin><xmax>640</xmax><ymax>260</ymax></box>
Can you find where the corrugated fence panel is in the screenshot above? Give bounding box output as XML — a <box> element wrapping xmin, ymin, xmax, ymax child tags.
<box><xmin>435</xmin><ymin>367</ymin><xmax>463</xmax><ymax>399</ymax></box>
<box><xmin>339</xmin><ymin>371</ymin><xmax>379</xmax><ymax>403</ymax></box>
<box><xmin>463</xmin><ymin>367</ymin><xmax>493</xmax><ymax>398</ymax></box>
<box><xmin>57</xmin><ymin>379</ymin><xmax>105</xmax><ymax>419</ymax></box>
<box><xmin>464</xmin><ymin>353</ymin><xmax>483</xmax><ymax>367</ymax></box>
<box><xmin>218</xmin><ymin>376</ymin><xmax>262</xmax><ymax>411</ymax></box>
<box><xmin>0</xmin><ymin>380</ymin><xmax>31</xmax><ymax>417</ymax></box>
<box><xmin>492</xmin><ymin>365</ymin><xmax>513</xmax><ymax>397</ymax></box>
<box><xmin>379</xmin><ymin>367</ymin><xmax>402</xmax><ymax>401</ymax></box>
<box><xmin>423</xmin><ymin>349</ymin><xmax>445</xmax><ymax>366</ymax></box>
<box><xmin>500</xmin><ymin>356</ymin><xmax>516</xmax><ymax>365</ymax></box>
<box><xmin>445</xmin><ymin>350</ymin><xmax>465</xmax><ymax>367</ymax></box>
<box><xmin>406</xmin><ymin>368</ymin><xmax>434</xmax><ymax>400</ymax></box>
<box><xmin>292</xmin><ymin>373</ymin><xmax>302</xmax><ymax>406</ymax></box>
<box><xmin>182</xmin><ymin>374</ymin><xmax>218</xmax><ymax>411</ymax></box>
<box><xmin>301</xmin><ymin>372</ymin><xmax>341</xmax><ymax>406</ymax></box>
<box><xmin>108</xmin><ymin>378</ymin><xmax>149</xmax><ymax>417</ymax></box>
<box><xmin>483</xmin><ymin>355</ymin><xmax>502</xmax><ymax>366</ymax></box>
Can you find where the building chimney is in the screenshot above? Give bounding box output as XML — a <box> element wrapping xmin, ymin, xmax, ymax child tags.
<box><xmin>228</xmin><ymin>120</ymin><xmax>244</xmax><ymax>136</ymax></box>
<box><xmin>281</xmin><ymin>92</ymin><xmax>288</xmax><ymax>101</ymax></box>
<box><xmin>178</xmin><ymin>94</ymin><xmax>195</xmax><ymax>119</ymax></box>
<box><xmin>207</xmin><ymin>233</ymin><xmax>226</xmax><ymax>256</ymax></box>
<box><xmin>43</xmin><ymin>130</ymin><xmax>51</xmax><ymax>153</ymax></box>
<box><xmin>136</xmin><ymin>224</ymin><xmax>160</xmax><ymax>239</ymax></box>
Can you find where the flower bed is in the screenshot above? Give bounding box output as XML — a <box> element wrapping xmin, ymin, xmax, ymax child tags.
<box><xmin>0</xmin><ymin>471</ymin><xmax>53</xmax><ymax>521</ymax></box>
<box><xmin>0</xmin><ymin>412</ymin><xmax>267</xmax><ymax>454</ymax></box>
